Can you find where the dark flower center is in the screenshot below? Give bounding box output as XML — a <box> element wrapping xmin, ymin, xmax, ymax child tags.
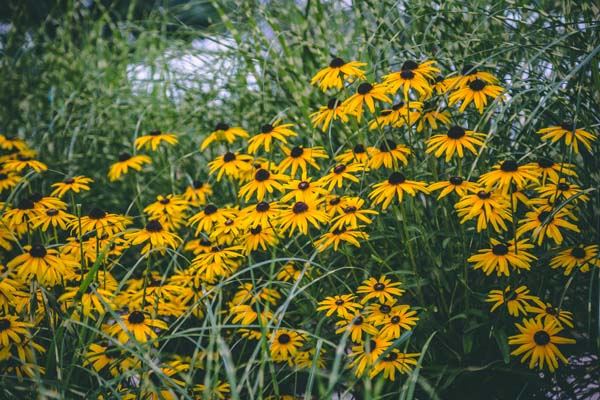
<box><xmin>391</xmin><ymin>316</ymin><xmax>401</xmax><ymax>324</ymax></box>
<box><xmin>570</xmin><ymin>247</ymin><xmax>586</xmax><ymax>259</ymax></box>
<box><xmin>250</xmin><ymin>225</ymin><xmax>262</xmax><ymax>234</ymax></box>
<box><xmin>538</xmin><ymin>211</ymin><xmax>553</xmax><ymax>223</ymax></box>
<box><xmin>30</xmin><ymin>244</ymin><xmax>47</xmax><ymax>258</ymax></box>
<box><xmin>223</xmin><ymin>152</ymin><xmax>236</xmax><ymax>162</ymax></box>
<box><xmin>447</xmin><ymin>126</ymin><xmax>466</xmax><ymax>139</ymax></box>
<box><xmin>211</xmin><ymin>245</ymin><xmax>223</xmax><ymax>252</ymax></box>
<box><xmin>401</xmin><ymin>60</ymin><xmax>418</xmax><ymax>71</ymax></box>
<box><xmin>0</xmin><ymin>319</ymin><xmax>10</xmax><ymax>331</ymax></box>
<box><xmin>538</xmin><ymin>158</ymin><xmax>554</xmax><ymax>168</ymax></box>
<box><xmin>435</xmin><ymin>75</ymin><xmax>444</xmax><ymax>83</ymax></box>
<box><xmin>353</xmin><ymin>144</ymin><xmax>366</xmax><ymax>154</ymax></box>
<box><xmin>368</xmin><ymin>340</ymin><xmax>376</xmax><ymax>351</ymax></box>
<box><xmin>344</xmin><ymin>206</ymin><xmax>357</xmax><ymax>214</ymax></box>
<box><xmin>330</xmin><ymin>197</ymin><xmax>341</xmax><ymax>205</ymax></box>
<box><xmin>200</xmin><ymin>238</ymin><xmax>212</xmax><ymax>246</ymax></box>
<box><xmin>145</xmin><ymin>220</ymin><xmax>163</xmax><ymax>232</ymax></box>
<box><xmin>193</xmin><ymin>180</ymin><xmax>204</xmax><ymax>189</ymax></box>
<box><xmin>545</xmin><ymin>307</ymin><xmax>558</xmax><ymax>316</ymax></box>
<box><xmin>204</xmin><ymin>204</ymin><xmax>218</xmax><ymax>215</ymax></box>
<box><xmin>392</xmin><ymin>102</ymin><xmax>405</xmax><ymax>110</ymax></box>
<box><xmin>557</xmin><ymin>183</ymin><xmax>570</xmax><ymax>191</ymax></box>
<box><xmin>224</xmin><ymin>219</ymin><xmax>234</xmax><ymax>226</ymax></box>
<box><xmin>374</xmin><ymin>283</ymin><xmax>385</xmax><ymax>291</ymax></box>
<box><xmin>159</xmin><ymin>197</ymin><xmax>170</xmax><ymax>205</ymax></box>
<box><xmin>0</xmin><ymin>173</ymin><xmax>7</xmax><ymax>180</ymax></box>
<box><xmin>256</xmin><ymin>202</ymin><xmax>270</xmax><ymax>212</ymax></box>
<box><xmin>333</xmin><ymin>164</ymin><xmax>346</xmax><ymax>174</ymax></box>
<box><xmin>449</xmin><ymin>176</ymin><xmax>463</xmax><ymax>185</ymax></box>
<box><xmin>298</xmin><ymin>181</ymin><xmax>310</xmax><ymax>190</ymax></box>
<box><xmin>388</xmin><ymin>172</ymin><xmax>406</xmax><ymax>185</ymax></box>
<box><xmin>261</xmin><ymin>124</ymin><xmax>274</xmax><ymax>133</ymax></box>
<box><xmin>149</xmin><ymin>129</ymin><xmax>162</xmax><ymax>136</ymax></box>
<box><xmin>17</xmin><ymin>155</ymin><xmax>32</xmax><ymax>161</ymax></box>
<box><xmin>400</xmin><ymin>70</ymin><xmax>415</xmax><ymax>80</ymax></box>
<box><xmin>357</xmin><ymin>82</ymin><xmax>373</xmax><ymax>95</ymax></box>
<box><xmin>477</xmin><ymin>191</ymin><xmax>491</xmax><ymax>199</ymax></box>
<box><xmin>46</xmin><ymin>209</ymin><xmax>59</xmax><ymax>216</ymax></box>
<box><xmin>278</xmin><ymin>333</ymin><xmax>291</xmax><ymax>344</ymax></box>
<box><xmin>354</xmin><ymin>316</ymin><xmax>364</xmax><ymax>325</ymax></box>
<box><xmin>327</xmin><ymin>98</ymin><xmax>340</xmax><ymax>109</ymax></box>
<box><xmin>329</xmin><ymin>57</ymin><xmax>345</xmax><ymax>68</ymax></box>
<box><xmin>290</xmin><ymin>146</ymin><xmax>304</xmax><ymax>158</ymax></box>
<box><xmin>215</xmin><ymin>122</ymin><xmax>229</xmax><ymax>131</ymax></box>
<box><xmin>255</xmin><ymin>169</ymin><xmax>270</xmax><ymax>182</ymax></box>
<box><xmin>17</xmin><ymin>198</ymin><xmax>35</xmax><ymax>210</ymax></box>
<box><xmin>332</xmin><ymin>226</ymin><xmax>347</xmax><ymax>235</ymax></box>
<box><xmin>379</xmin><ymin>139</ymin><xmax>396</xmax><ymax>152</ymax></box>
<box><xmin>533</xmin><ymin>331</ymin><xmax>551</xmax><ymax>346</ymax></box>
<box><xmin>64</xmin><ymin>177</ymin><xmax>75</xmax><ymax>184</ymax></box>
<box><xmin>381</xmin><ymin>110</ymin><xmax>391</xmax><ymax>116</ymax></box>
<box><xmin>383</xmin><ymin>352</ymin><xmax>398</xmax><ymax>361</ymax></box>
<box><xmin>335</xmin><ymin>299</ymin><xmax>344</xmax><ymax>306</ymax></box>
<box><xmin>88</xmin><ymin>207</ymin><xmax>106</xmax><ymax>219</ymax></box>
<box><xmin>469</xmin><ymin>79</ymin><xmax>486</xmax><ymax>91</ymax></box>
<box><xmin>118</xmin><ymin>153</ymin><xmax>131</xmax><ymax>162</ymax></box>
<box><xmin>561</xmin><ymin>121</ymin><xmax>574</xmax><ymax>131</ymax></box>
<box><xmin>380</xmin><ymin>305</ymin><xmax>391</xmax><ymax>314</ymax></box>
<box><xmin>293</xmin><ymin>202</ymin><xmax>309</xmax><ymax>214</ymax></box>
<box><xmin>128</xmin><ymin>311</ymin><xmax>145</xmax><ymax>324</ymax></box>
<box><xmin>492</xmin><ymin>243</ymin><xmax>509</xmax><ymax>256</ymax></box>
<box><xmin>500</xmin><ymin>160</ymin><xmax>518</xmax><ymax>172</ymax></box>
<box><xmin>30</xmin><ymin>193</ymin><xmax>42</xmax><ymax>202</ymax></box>
<box><xmin>461</xmin><ymin>65</ymin><xmax>478</xmax><ymax>75</ymax></box>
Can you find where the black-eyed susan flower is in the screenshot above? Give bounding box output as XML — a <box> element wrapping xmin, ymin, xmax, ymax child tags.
<box><xmin>319</xmin><ymin>162</ymin><xmax>364</xmax><ymax>191</ymax></box>
<box><xmin>479</xmin><ymin>160</ymin><xmax>539</xmax><ymax>194</ymax></box>
<box><xmin>279</xmin><ymin>199</ymin><xmax>329</xmax><ymax>236</ymax></box>
<box><xmin>335</xmin><ymin>143</ymin><xmax>376</xmax><ymax>165</ymax></box>
<box><xmin>106</xmin><ymin>310</ymin><xmax>168</xmax><ymax>345</ymax></box>
<box><xmin>3</xmin><ymin>154</ymin><xmax>47</xmax><ymax>173</ymax></box>
<box><xmin>368</xmin><ymin>101</ymin><xmax>422</xmax><ymax>131</ymax></box>
<box><xmin>7</xmin><ymin>244</ymin><xmax>77</xmax><ymax>287</ymax></box>
<box><xmin>73</xmin><ymin>207</ymin><xmax>131</xmax><ymax>237</ymax></box>
<box><xmin>143</xmin><ymin>194</ymin><xmax>190</xmax><ymax>230</ymax></box>
<box><xmin>369</xmin><ymin>351</ymin><xmax>419</xmax><ymax>381</ymax></box>
<box><xmin>313</xmin><ymin>226</ymin><xmax>369</xmax><ymax>252</ymax></box>
<box><xmin>416</xmin><ymin>103</ymin><xmax>451</xmax><ymax>132</ymax></box>
<box><xmin>448</xmin><ymin>78</ymin><xmax>503</xmax><ymax>114</ymax></box>
<box><xmin>270</xmin><ymin>330</ymin><xmax>305</xmax><ymax>361</ymax></box>
<box><xmin>0</xmin><ymin>341</ymin><xmax>46</xmax><ymax>380</ymax></box>
<box><xmin>537</xmin><ymin>178</ymin><xmax>590</xmax><ymax>204</ymax></box>
<box><xmin>124</xmin><ymin>220</ymin><xmax>182</xmax><ymax>254</ymax></box>
<box><xmin>444</xmin><ymin>64</ymin><xmax>500</xmax><ymax>91</ymax></box>
<box><xmin>486</xmin><ymin>285</ymin><xmax>537</xmax><ymax>317</ymax></box>
<box><xmin>425</xmin><ymin>125</ymin><xmax>486</xmax><ymax>162</ymax></box>
<box><xmin>529</xmin><ymin>158</ymin><xmax>577</xmax><ymax>184</ymax></box>
<box><xmin>238</xmin><ymin>168</ymin><xmax>287</xmax><ymax>202</ymax></box>
<box><xmin>383</xmin><ymin>67</ymin><xmax>432</xmax><ymax>98</ymax></box>
<box><xmin>0</xmin><ymin>170</ymin><xmax>20</xmax><ymax>193</ymax></box>
<box><xmin>368</xmin><ymin>171</ymin><xmax>430</xmax><ymax>210</ymax></box>
<box><xmin>368</xmin><ymin>139</ymin><xmax>411</xmax><ymax>170</ymax></box>
<box><xmin>317</xmin><ymin>294</ymin><xmax>362</xmax><ymax>318</ymax></box>
<box><xmin>508</xmin><ymin>318</ymin><xmax>575</xmax><ymax>372</ymax></box>
<box><xmin>309</xmin><ymin>98</ymin><xmax>348</xmax><ymax>132</ymax></box>
<box><xmin>330</xmin><ymin>196</ymin><xmax>378</xmax><ymax>229</ymax></box>
<box><xmin>277</xmin><ymin>145</ymin><xmax>328</xmax><ymax>177</ymax></box>
<box><xmin>335</xmin><ymin>314</ymin><xmax>378</xmax><ymax>343</ymax></box>
<box><xmin>431</xmin><ymin>75</ymin><xmax>449</xmax><ymax>94</ymax></box>
<box><xmin>280</xmin><ymin>178</ymin><xmax>328</xmax><ymax>203</ymax></box>
<box><xmin>232</xmin><ymin>282</ymin><xmax>281</xmax><ymax>306</ymax></box>
<box><xmin>50</xmin><ymin>175</ymin><xmax>93</xmax><ymax>198</ymax></box>
<box><xmin>0</xmin><ymin>134</ymin><xmax>28</xmax><ymax>151</ymax></box>
<box><xmin>84</xmin><ymin>342</ymin><xmax>125</xmax><ymax>377</ymax></box>
<box><xmin>357</xmin><ymin>276</ymin><xmax>405</xmax><ymax>304</ymax></box>
<box><xmin>59</xmin><ymin>284</ymin><xmax>116</xmax><ymax>320</ymax></box>
<box><xmin>200</xmin><ymin>122</ymin><xmax>249</xmax><ymax>150</ymax></box>
<box><xmin>324</xmin><ymin>195</ymin><xmax>346</xmax><ymax>217</ymax></box>
<box><xmin>517</xmin><ymin>208</ymin><xmax>580</xmax><ymax>246</ymax></box>
<box><xmin>182</xmin><ymin>180</ymin><xmax>213</xmax><ymax>207</ymax></box>
<box><xmin>241</xmin><ymin>201</ymin><xmax>281</xmax><ymax>229</ymax></box>
<box><xmin>537</xmin><ymin>121</ymin><xmax>596</xmax><ymax>154</ymax></box>
<box><xmin>428</xmin><ymin>176</ymin><xmax>477</xmax><ymax>199</ymax></box>
<box><xmin>209</xmin><ymin>151</ymin><xmax>255</xmax><ymax>183</ymax></box>
<box><xmin>135</xmin><ymin>129</ymin><xmax>178</xmax><ymax>151</ymax></box>
<box><xmin>310</xmin><ymin>57</ymin><xmax>367</xmax><ymax>91</ymax></box>
<box><xmin>364</xmin><ymin>301</ymin><xmax>396</xmax><ymax>325</ymax></box>
<box><xmin>348</xmin><ymin>336</ymin><xmax>391</xmax><ymax>377</ymax></box>
<box><xmin>0</xmin><ymin>315</ymin><xmax>32</xmax><ymax>346</ymax></box>
<box><xmin>243</xmin><ymin>224</ymin><xmax>279</xmax><ymax>254</ymax></box>
<box><xmin>107</xmin><ymin>153</ymin><xmax>151</xmax><ymax>182</ymax></box>
<box><xmin>30</xmin><ymin>208</ymin><xmax>74</xmax><ymax>231</ymax></box>
<box><xmin>550</xmin><ymin>244</ymin><xmax>599</xmax><ymax>275</ymax></box>
<box><xmin>378</xmin><ymin>305</ymin><xmax>419</xmax><ymax>339</ymax></box>
<box><xmin>454</xmin><ymin>190</ymin><xmax>511</xmax><ymax>233</ymax></box>
<box><xmin>188</xmin><ymin>204</ymin><xmax>236</xmax><ymax>235</ymax></box>
<box><xmin>468</xmin><ymin>238</ymin><xmax>536</xmax><ymax>277</ymax></box>
<box><xmin>248</xmin><ymin>120</ymin><xmax>298</xmax><ymax>154</ymax></box>
<box><xmin>342</xmin><ymin>82</ymin><xmax>391</xmax><ymax>122</ymax></box>
<box><xmin>526</xmin><ymin>299</ymin><xmax>574</xmax><ymax>329</ymax></box>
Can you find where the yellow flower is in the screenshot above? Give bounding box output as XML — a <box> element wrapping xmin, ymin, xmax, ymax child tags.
<box><xmin>309</xmin><ymin>98</ymin><xmax>348</xmax><ymax>132</ymax></box>
<box><xmin>550</xmin><ymin>244</ymin><xmax>600</xmax><ymax>275</ymax></box>
<box><xmin>444</xmin><ymin>65</ymin><xmax>499</xmax><ymax>91</ymax></box>
<box><xmin>107</xmin><ymin>153</ymin><xmax>151</xmax><ymax>181</ymax></box>
<box><xmin>124</xmin><ymin>220</ymin><xmax>183</xmax><ymax>254</ymax></box>
<box><xmin>313</xmin><ymin>226</ymin><xmax>369</xmax><ymax>252</ymax></box>
<box><xmin>200</xmin><ymin>122</ymin><xmax>249</xmax><ymax>150</ymax></box>
<box><xmin>208</xmin><ymin>151</ymin><xmax>253</xmax><ymax>182</ymax></box>
<box><xmin>368</xmin><ymin>171</ymin><xmax>430</xmax><ymax>210</ymax></box>
<box><xmin>310</xmin><ymin>57</ymin><xmax>367</xmax><ymax>91</ymax></box>
<box><xmin>448</xmin><ymin>78</ymin><xmax>503</xmax><ymax>114</ymax></box>
<box><xmin>277</xmin><ymin>145</ymin><xmax>328</xmax><ymax>177</ymax></box>
<box><xmin>454</xmin><ymin>189</ymin><xmax>511</xmax><ymax>233</ymax></box>
<box><xmin>479</xmin><ymin>160</ymin><xmax>539</xmax><ymax>193</ymax></box>
<box><xmin>537</xmin><ymin>121</ymin><xmax>596</xmax><ymax>154</ymax></box>
<box><xmin>278</xmin><ymin>199</ymin><xmax>329</xmax><ymax>236</ymax></box>
<box><xmin>134</xmin><ymin>129</ymin><xmax>178</xmax><ymax>151</ymax></box>
<box><xmin>50</xmin><ymin>175</ymin><xmax>93</xmax><ymax>198</ymax></box>
<box><xmin>517</xmin><ymin>208</ymin><xmax>580</xmax><ymax>246</ymax></box>
<box><xmin>348</xmin><ymin>336</ymin><xmax>391</xmax><ymax>376</ymax></box>
<box><xmin>270</xmin><ymin>330</ymin><xmax>306</xmax><ymax>361</ymax></box>
<box><xmin>3</xmin><ymin>155</ymin><xmax>47</xmax><ymax>173</ymax></box>
<box><xmin>247</xmin><ymin>120</ymin><xmax>298</xmax><ymax>154</ymax></box>
<box><xmin>367</xmin><ymin>139</ymin><xmax>411</xmax><ymax>170</ymax></box>
<box><xmin>0</xmin><ymin>315</ymin><xmax>32</xmax><ymax>346</ymax></box>
<box><xmin>319</xmin><ymin>162</ymin><xmax>364</xmax><ymax>191</ymax></box>
<box><xmin>428</xmin><ymin>176</ymin><xmax>478</xmax><ymax>199</ymax></box>
<box><xmin>106</xmin><ymin>311</ymin><xmax>168</xmax><ymax>345</ymax></box>
<box><xmin>357</xmin><ymin>276</ymin><xmax>405</xmax><ymax>304</ymax></box>
<box><xmin>316</xmin><ymin>294</ymin><xmax>362</xmax><ymax>318</ymax></box>
<box><xmin>425</xmin><ymin>125</ymin><xmax>486</xmax><ymax>162</ymax></box>
<box><xmin>342</xmin><ymin>82</ymin><xmax>391</xmax><ymax>122</ymax></box>
<box><xmin>238</xmin><ymin>168</ymin><xmax>287</xmax><ymax>202</ymax></box>
<box><xmin>369</xmin><ymin>351</ymin><xmax>420</xmax><ymax>381</ymax></box>
<box><xmin>8</xmin><ymin>244</ymin><xmax>77</xmax><ymax>287</ymax></box>
<box><xmin>468</xmin><ymin>238</ymin><xmax>537</xmax><ymax>277</ymax></box>
<box><xmin>486</xmin><ymin>285</ymin><xmax>537</xmax><ymax>317</ymax></box>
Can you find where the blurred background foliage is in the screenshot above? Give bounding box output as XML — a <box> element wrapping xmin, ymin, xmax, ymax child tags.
<box><xmin>1</xmin><ymin>0</ymin><xmax>599</xmax><ymax>398</ymax></box>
